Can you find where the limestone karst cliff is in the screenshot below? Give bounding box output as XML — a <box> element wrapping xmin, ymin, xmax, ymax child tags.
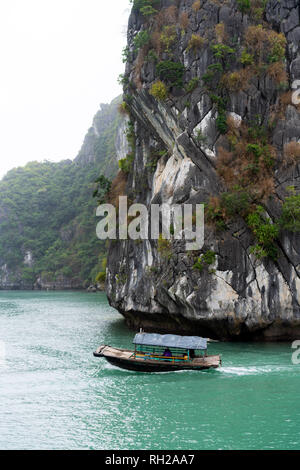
<box><xmin>106</xmin><ymin>0</ymin><xmax>300</xmax><ymax>340</ymax></box>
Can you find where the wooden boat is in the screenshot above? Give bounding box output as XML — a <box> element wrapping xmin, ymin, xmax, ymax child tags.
<box><xmin>93</xmin><ymin>332</ymin><xmax>221</xmax><ymax>372</ymax></box>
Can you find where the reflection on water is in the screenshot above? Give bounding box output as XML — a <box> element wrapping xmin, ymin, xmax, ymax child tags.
<box><xmin>0</xmin><ymin>290</ymin><xmax>299</xmax><ymax>450</ymax></box>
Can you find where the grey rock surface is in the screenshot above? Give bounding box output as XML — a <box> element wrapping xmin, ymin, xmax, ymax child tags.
<box><xmin>106</xmin><ymin>0</ymin><xmax>300</xmax><ymax>340</ymax></box>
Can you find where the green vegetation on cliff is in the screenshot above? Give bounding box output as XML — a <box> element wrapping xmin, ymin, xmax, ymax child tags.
<box><xmin>0</xmin><ymin>97</ymin><xmax>122</xmax><ymax>288</ymax></box>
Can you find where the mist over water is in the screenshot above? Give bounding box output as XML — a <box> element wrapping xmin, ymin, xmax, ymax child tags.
<box><xmin>0</xmin><ymin>291</ymin><xmax>299</xmax><ymax>450</ymax></box>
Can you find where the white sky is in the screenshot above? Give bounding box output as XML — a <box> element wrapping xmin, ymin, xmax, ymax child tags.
<box><xmin>0</xmin><ymin>0</ymin><xmax>131</xmax><ymax>178</ymax></box>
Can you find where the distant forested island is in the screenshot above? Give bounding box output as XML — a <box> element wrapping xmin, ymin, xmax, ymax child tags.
<box><xmin>0</xmin><ymin>96</ymin><xmax>125</xmax><ymax>290</ymax></box>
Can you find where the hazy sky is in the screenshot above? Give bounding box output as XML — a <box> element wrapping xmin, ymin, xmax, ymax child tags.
<box><xmin>0</xmin><ymin>0</ymin><xmax>130</xmax><ymax>178</ymax></box>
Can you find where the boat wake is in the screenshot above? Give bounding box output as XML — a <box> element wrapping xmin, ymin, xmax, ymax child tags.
<box><xmin>220</xmin><ymin>365</ymin><xmax>294</xmax><ymax>376</ymax></box>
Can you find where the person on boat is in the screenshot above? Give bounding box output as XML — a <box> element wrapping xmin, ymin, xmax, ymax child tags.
<box><xmin>163</xmin><ymin>348</ymin><xmax>172</xmax><ymax>357</ymax></box>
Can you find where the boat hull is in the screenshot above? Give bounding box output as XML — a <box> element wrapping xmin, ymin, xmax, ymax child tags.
<box><xmin>93</xmin><ymin>345</ymin><xmax>221</xmax><ymax>373</ymax></box>
<box><xmin>104</xmin><ymin>356</ymin><xmax>218</xmax><ymax>372</ymax></box>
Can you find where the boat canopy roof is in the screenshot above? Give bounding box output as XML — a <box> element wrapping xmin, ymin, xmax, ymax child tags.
<box><xmin>133</xmin><ymin>333</ymin><xmax>207</xmax><ymax>350</ymax></box>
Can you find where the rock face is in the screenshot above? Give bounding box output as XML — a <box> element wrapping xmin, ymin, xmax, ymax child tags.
<box><xmin>106</xmin><ymin>0</ymin><xmax>300</xmax><ymax>340</ymax></box>
<box><xmin>34</xmin><ymin>275</ymin><xmax>83</xmax><ymax>291</ymax></box>
<box><xmin>75</xmin><ymin>95</ymin><xmax>124</xmax><ymax>177</ymax></box>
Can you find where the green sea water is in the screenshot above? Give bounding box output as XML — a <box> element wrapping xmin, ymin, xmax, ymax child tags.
<box><xmin>0</xmin><ymin>290</ymin><xmax>299</xmax><ymax>450</ymax></box>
